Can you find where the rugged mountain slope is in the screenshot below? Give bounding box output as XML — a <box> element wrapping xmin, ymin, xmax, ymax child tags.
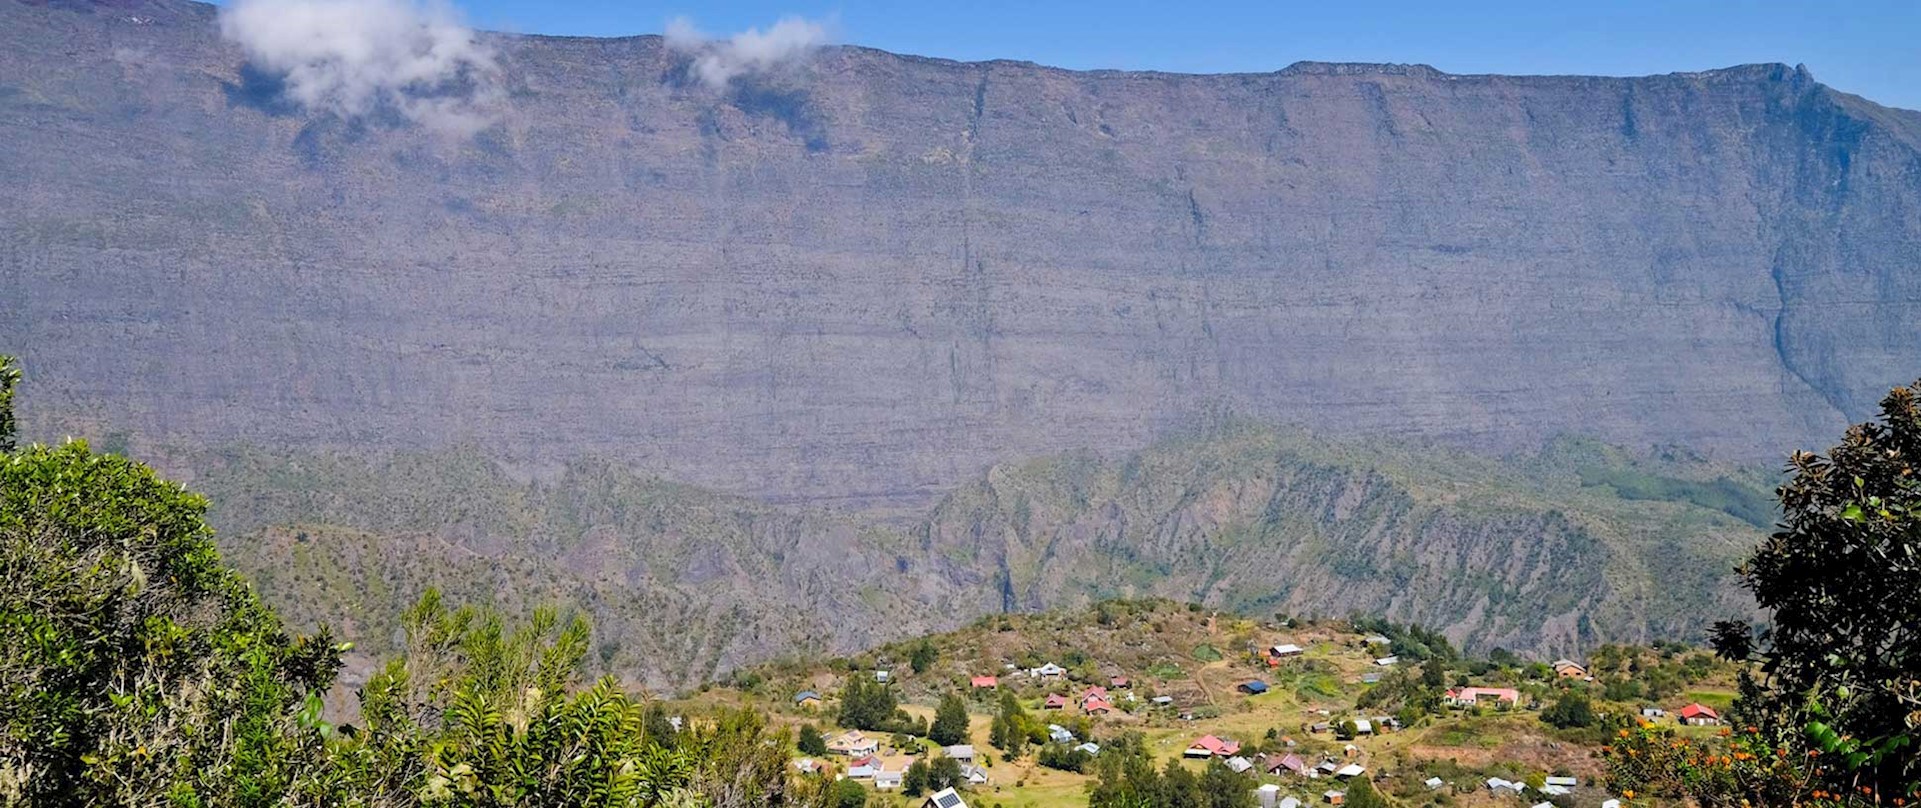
<box><xmin>914</xmin><ymin>427</ymin><xmax>1763</xmax><ymax>656</ymax></box>
<box><xmin>195</xmin><ymin>426</ymin><xmax>1767</xmax><ymax>689</ymax></box>
<box><xmin>194</xmin><ymin>446</ymin><xmax>956</xmax><ymax>688</ymax></box>
<box><xmin>3</xmin><ymin>0</ymin><xmax>1919</xmax><ymax>503</ymax></box>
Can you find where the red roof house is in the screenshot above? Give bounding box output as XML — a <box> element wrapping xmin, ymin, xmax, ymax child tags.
<box><xmin>1444</xmin><ymin>687</ymin><xmax>1521</xmax><ymax>707</ymax></box>
<box><xmin>1044</xmin><ymin>693</ymin><xmax>1070</xmax><ymax>711</ymax></box>
<box><xmin>1679</xmin><ymin>703</ymin><xmax>1721</xmax><ymax>725</ymax></box>
<box><xmin>970</xmin><ymin>676</ymin><xmax>999</xmax><ymax>689</ymax></box>
<box><xmin>1184</xmin><ymin>735</ymin><xmax>1241</xmax><ymax>758</ymax></box>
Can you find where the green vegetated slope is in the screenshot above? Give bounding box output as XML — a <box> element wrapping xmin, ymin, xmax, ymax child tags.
<box><xmin>197</xmin><ymin>447</ymin><xmax>952</xmax><ymax>691</ymax></box>
<box><xmin>195</xmin><ymin>424</ymin><xmax>1771</xmax><ymax>691</ymax></box>
<box><xmin>921</xmin><ymin>426</ymin><xmax>1769</xmax><ymax>656</ymax></box>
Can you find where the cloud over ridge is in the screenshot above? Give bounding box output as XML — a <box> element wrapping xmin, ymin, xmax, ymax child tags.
<box><xmin>665</xmin><ymin>15</ymin><xmax>833</xmax><ymax>90</ymax></box>
<box><xmin>220</xmin><ymin>0</ymin><xmax>502</xmax><ymax>136</ymax></box>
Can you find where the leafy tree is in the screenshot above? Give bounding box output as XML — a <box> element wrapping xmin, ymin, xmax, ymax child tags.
<box><xmin>1037</xmin><ymin>744</ymin><xmax>1091</xmax><ymax>773</ymax></box>
<box><xmin>0</xmin><ymin>436</ymin><xmax>341</xmax><ymax>806</ymax></box>
<box><xmin>838</xmin><ymin>676</ymin><xmax>902</xmax><ymax>732</ymax></box>
<box><xmin>645</xmin><ymin>700</ymin><xmax>681</xmax><ymax>749</ymax></box>
<box><xmin>829</xmin><ymin>777</ymin><xmax>869</xmax><ymax>808</ymax></box>
<box><xmin>1158</xmin><ymin>758</ymin><xmax>1202</xmax><ymax>808</ymax></box>
<box><xmin>930</xmin><ymin>693</ymin><xmax>971</xmax><ymax>746</ymax></box>
<box><xmin>0</xmin><ymin>354</ymin><xmax>18</xmax><ymax>453</ymax></box>
<box><xmin>1341</xmin><ymin>776</ymin><xmax>1390</xmax><ymax>808</ymax></box>
<box><xmin>1712</xmin><ymin>379</ymin><xmax>1921</xmax><ymax>801</ymax></box>
<box><xmin>910</xmin><ymin>638</ymin><xmax>939</xmax><ymax>674</ymax></box>
<box><xmin>926</xmin><ymin>756</ymin><xmax>963</xmax><ymax>792</ymax></box>
<box><xmin>1199</xmin><ymin>759</ymin><xmax>1254</xmax><ymax>808</ymax></box>
<box><xmin>1421</xmin><ymin>656</ymin><xmax>1447</xmax><ymax>689</ymax></box>
<box><xmin>904</xmin><ymin>756</ymin><xmax>963</xmax><ymax>797</ymax></box>
<box><xmin>989</xmin><ymin>691</ymin><xmax>1030</xmax><ymax>758</ymax></box>
<box><xmin>904</xmin><ymin>758</ymin><xmax>930</xmax><ymax>796</ymax></box>
<box><xmin>799</xmin><ymin>723</ymin><xmax>829</xmax><ymax>756</ymax></box>
<box><xmin>1541</xmin><ymin>689</ymin><xmax>1596</xmax><ymax>729</ymax></box>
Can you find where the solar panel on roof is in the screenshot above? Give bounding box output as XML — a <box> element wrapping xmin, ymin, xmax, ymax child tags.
<box><xmin>935</xmin><ymin>793</ymin><xmax>964</xmax><ymax>808</ymax></box>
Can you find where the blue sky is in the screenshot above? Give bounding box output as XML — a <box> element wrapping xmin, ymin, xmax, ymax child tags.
<box><xmin>451</xmin><ymin>0</ymin><xmax>1921</xmax><ymax>110</ymax></box>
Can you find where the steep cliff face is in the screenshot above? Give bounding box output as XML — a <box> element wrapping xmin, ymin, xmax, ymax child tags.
<box><xmin>3</xmin><ymin>0</ymin><xmax>1919</xmax><ymax>504</ymax></box>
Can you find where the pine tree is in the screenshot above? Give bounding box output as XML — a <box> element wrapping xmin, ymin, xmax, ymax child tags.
<box><xmin>930</xmin><ymin>693</ymin><xmax>971</xmax><ymax>746</ymax></box>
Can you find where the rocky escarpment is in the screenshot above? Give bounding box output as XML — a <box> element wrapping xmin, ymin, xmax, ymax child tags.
<box><xmin>3</xmin><ymin>0</ymin><xmax>1919</xmax><ymax>504</ymax></box>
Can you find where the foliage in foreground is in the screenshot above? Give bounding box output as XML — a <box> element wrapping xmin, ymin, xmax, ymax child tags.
<box><xmin>0</xmin><ymin>356</ymin><xmax>820</xmax><ymax>807</ymax></box>
<box><xmin>1610</xmin><ymin>379</ymin><xmax>1921</xmax><ymax>806</ymax></box>
<box><xmin>1</xmin><ymin>436</ymin><xmax>343</xmax><ymax>805</ymax></box>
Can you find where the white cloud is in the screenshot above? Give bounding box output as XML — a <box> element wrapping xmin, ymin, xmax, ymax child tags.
<box><xmin>219</xmin><ymin>0</ymin><xmax>502</xmax><ymax>136</ymax></box>
<box><xmin>665</xmin><ymin>15</ymin><xmax>833</xmax><ymax>91</ymax></box>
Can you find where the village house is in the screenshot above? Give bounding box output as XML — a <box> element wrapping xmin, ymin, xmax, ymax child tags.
<box><xmin>1150</xmin><ymin>695</ymin><xmax>1175</xmax><ymax>707</ymax></box>
<box><xmin>1270</xmin><ymin>643</ymin><xmax>1305</xmax><ymax>658</ymax></box>
<box><xmin>1110</xmin><ymin>675</ymin><xmax>1132</xmax><ymax>688</ymax></box>
<box><xmin>1184</xmin><ymin>734</ymin><xmax>1242</xmax><ymax>758</ymax></box>
<box><xmin>944</xmin><ymin>745</ymin><xmax>976</xmax><ymax>763</ymax></box>
<box><xmin>1083</xmin><ymin>697</ymin><xmax>1115</xmax><ymax>715</ymax></box>
<box><xmin>793</xmin><ymin>690</ymin><xmax>822</xmax><ymax>709</ymax></box>
<box><xmin>874</xmin><ymin>768</ymin><xmax>904</xmax><ymax>790</ymax></box>
<box><xmin>1226</xmin><ymin>756</ymin><xmax>1254</xmax><ymax>774</ymax></box>
<box><xmin>1265</xmin><ymin>752</ymin><xmax>1308</xmax><ymax>777</ymax></box>
<box><xmin>1372</xmin><ymin>656</ymin><xmax>1399</xmax><ymax>667</ymax></box>
<box><xmin>1255</xmin><ymin>783</ymin><xmax>1281</xmax><ymax>808</ymax></box>
<box><xmin>1322</xmin><ymin>789</ymin><xmax>1345</xmax><ymax>805</ymax></box>
<box><xmin>1044</xmin><ymin>693</ymin><xmax>1070</xmax><ymax>711</ymax></box>
<box><xmin>970</xmin><ymin>675</ymin><xmax>999</xmax><ymax>689</ymax></box>
<box><xmin>1679</xmin><ymin>703</ymin><xmax>1721</xmax><ymax>726</ymax></box>
<box><xmin>1239</xmin><ymin>680</ymin><xmax>1269</xmax><ymax>695</ymax></box>
<box><xmin>1079</xmin><ymin>685</ymin><xmax>1109</xmax><ymax>705</ymax></box>
<box><xmin>1334</xmin><ymin>763</ymin><xmax>1365</xmax><ymax>779</ymax></box>
<box><xmin>1031</xmin><ymin>662</ymin><xmax>1067</xmax><ymax>679</ymax></box>
<box><xmin>826</xmin><ymin>731</ymin><xmax>878</xmax><ymax>757</ymax></box>
<box><xmin>1551</xmin><ymin>659</ymin><xmax>1589</xmax><ymax>679</ymax></box>
<box><xmin>1485</xmin><ymin>777</ymin><xmax>1528</xmax><ymax>795</ymax></box>
<box><xmin>1444</xmin><ymin>686</ymin><xmax>1521</xmax><ymax>708</ymax></box>
<box><xmin>1048</xmin><ymin>724</ymin><xmax>1075</xmax><ymax>744</ymax></box>
<box><xmin>922</xmin><ymin>787</ymin><xmax>969</xmax><ymax>808</ymax></box>
<box><xmin>1075</xmin><ymin>742</ymin><xmax>1102</xmax><ymax>757</ymax></box>
<box><xmin>847</xmin><ymin>755</ymin><xmax>880</xmax><ymax>779</ymax></box>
